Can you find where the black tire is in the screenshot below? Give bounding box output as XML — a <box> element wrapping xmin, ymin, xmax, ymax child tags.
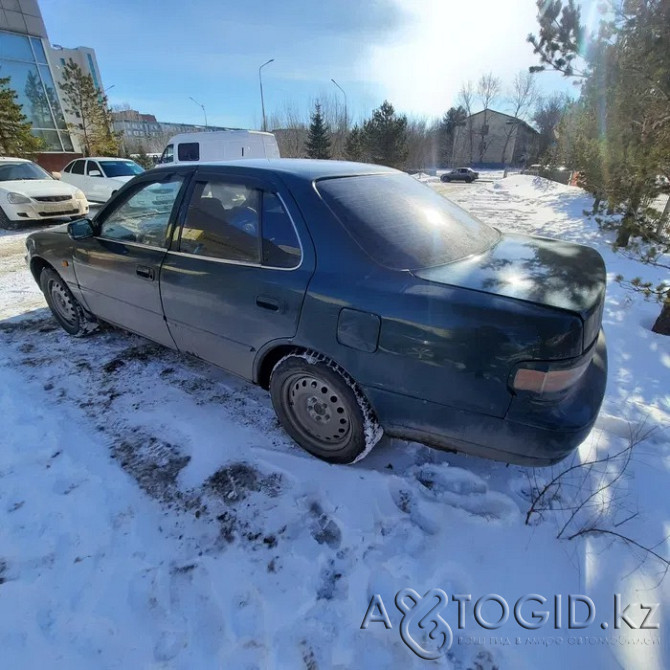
<box><xmin>39</xmin><ymin>267</ymin><xmax>98</xmax><ymax>337</ymax></box>
<box><xmin>270</xmin><ymin>352</ymin><xmax>382</xmax><ymax>464</ymax></box>
<box><xmin>466</xmin><ymin>177</ymin><xmax>473</xmax><ymax>183</ymax></box>
<box><xmin>0</xmin><ymin>206</ymin><xmax>18</xmax><ymax>230</ymax></box>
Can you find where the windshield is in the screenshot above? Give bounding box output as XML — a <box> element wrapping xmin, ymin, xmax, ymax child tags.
<box><xmin>0</xmin><ymin>162</ymin><xmax>52</xmax><ymax>182</ymax></box>
<box><xmin>316</xmin><ymin>173</ymin><xmax>500</xmax><ymax>270</ymax></box>
<box><xmin>100</xmin><ymin>160</ymin><xmax>144</xmax><ymax>177</ymax></box>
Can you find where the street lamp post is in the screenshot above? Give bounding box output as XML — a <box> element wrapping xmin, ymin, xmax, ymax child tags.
<box><xmin>258</xmin><ymin>58</ymin><xmax>274</xmax><ymax>132</ymax></box>
<box><xmin>189</xmin><ymin>96</ymin><xmax>208</xmax><ymax>129</ymax></box>
<box><xmin>330</xmin><ymin>78</ymin><xmax>348</xmax><ymax>130</ymax></box>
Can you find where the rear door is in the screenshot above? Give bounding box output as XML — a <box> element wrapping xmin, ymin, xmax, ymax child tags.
<box><xmin>160</xmin><ymin>168</ymin><xmax>315</xmax><ymax>380</ymax></box>
<box><xmin>73</xmin><ymin>171</ymin><xmax>191</xmax><ymax>347</ymax></box>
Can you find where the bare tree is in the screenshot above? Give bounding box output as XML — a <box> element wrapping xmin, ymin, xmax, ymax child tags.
<box><xmin>456</xmin><ymin>81</ymin><xmax>475</xmax><ymax>164</ymax></box>
<box><xmin>267</xmin><ymin>102</ymin><xmax>308</xmax><ymax>157</ymax></box>
<box><xmin>476</xmin><ymin>72</ymin><xmax>502</xmax><ymax>163</ymax></box>
<box><xmin>500</xmin><ymin>71</ymin><xmax>539</xmax><ymax>169</ymax></box>
<box><xmin>405</xmin><ymin>117</ymin><xmax>440</xmax><ymax>171</ymax></box>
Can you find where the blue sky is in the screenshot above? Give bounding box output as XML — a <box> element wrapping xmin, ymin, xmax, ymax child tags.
<box><xmin>40</xmin><ymin>0</ymin><xmax>581</xmax><ymax>128</ymax></box>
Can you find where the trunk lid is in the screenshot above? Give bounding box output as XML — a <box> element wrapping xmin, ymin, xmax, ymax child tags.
<box><xmin>413</xmin><ymin>233</ymin><xmax>606</xmax><ymax>351</ymax></box>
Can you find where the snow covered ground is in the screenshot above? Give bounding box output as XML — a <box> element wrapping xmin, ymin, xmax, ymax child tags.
<box><xmin>0</xmin><ymin>175</ymin><xmax>668</xmax><ymax>669</ymax></box>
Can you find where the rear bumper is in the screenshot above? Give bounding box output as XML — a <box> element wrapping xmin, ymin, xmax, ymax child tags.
<box><xmin>365</xmin><ymin>330</ymin><xmax>608</xmax><ymax>467</ymax></box>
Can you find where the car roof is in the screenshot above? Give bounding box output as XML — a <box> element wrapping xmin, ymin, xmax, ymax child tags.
<box><xmin>66</xmin><ymin>156</ymin><xmax>133</xmax><ymax>162</ymax></box>
<box><xmin>153</xmin><ymin>158</ymin><xmax>400</xmax><ymax>180</ymax></box>
<box><xmin>0</xmin><ymin>157</ymin><xmax>30</xmax><ymax>163</ymax></box>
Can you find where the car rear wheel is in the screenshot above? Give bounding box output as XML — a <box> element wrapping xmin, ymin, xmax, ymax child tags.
<box><xmin>40</xmin><ymin>267</ymin><xmax>98</xmax><ymax>337</ymax></box>
<box><xmin>270</xmin><ymin>352</ymin><xmax>382</xmax><ymax>464</ymax></box>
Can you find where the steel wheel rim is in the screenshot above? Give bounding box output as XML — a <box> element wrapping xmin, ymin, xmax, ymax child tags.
<box><xmin>283</xmin><ymin>373</ymin><xmax>352</xmax><ymax>449</ymax></box>
<box><xmin>50</xmin><ymin>280</ymin><xmax>77</xmax><ymax>327</ymax></box>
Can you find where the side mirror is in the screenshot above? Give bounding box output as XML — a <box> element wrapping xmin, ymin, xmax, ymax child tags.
<box><xmin>67</xmin><ymin>218</ymin><xmax>95</xmax><ymax>240</ymax></box>
<box><xmin>51</xmin><ymin>171</ymin><xmax>62</xmax><ymax>180</ymax></box>
<box><xmin>88</xmin><ymin>170</ymin><xmax>102</xmax><ymax>177</ymax></box>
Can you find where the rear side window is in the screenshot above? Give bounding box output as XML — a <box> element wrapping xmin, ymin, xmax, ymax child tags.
<box><xmin>180</xmin><ymin>179</ymin><xmax>260</xmax><ymax>262</ymax></box>
<box><xmin>63</xmin><ymin>162</ymin><xmax>73</xmax><ymax>173</ymax></box>
<box><xmin>316</xmin><ymin>173</ymin><xmax>499</xmax><ymax>270</ymax></box>
<box><xmin>261</xmin><ymin>193</ymin><xmax>301</xmax><ymax>268</ymax></box>
<box><xmin>70</xmin><ymin>160</ymin><xmax>85</xmax><ymax>175</ymax></box>
<box><xmin>178</xmin><ymin>142</ymin><xmax>199</xmax><ymax>161</ymax></box>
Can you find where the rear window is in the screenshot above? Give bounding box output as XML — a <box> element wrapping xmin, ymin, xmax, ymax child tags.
<box><xmin>316</xmin><ymin>173</ymin><xmax>499</xmax><ymax>270</ymax></box>
<box><xmin>178</xmin><ymin>142</ymin><xmax>200</xmax><ymax>161</ymax></box>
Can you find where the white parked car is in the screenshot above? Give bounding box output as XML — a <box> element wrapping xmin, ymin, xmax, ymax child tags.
<box><xmin>0</xmin><ymin>157</ymin><xmax>89</xmax><ymax>229</ymax></box>
<box><xmin>61</xmin><ymin>157</ymin><xmax>144</xmax><ymax>203</ymax></box>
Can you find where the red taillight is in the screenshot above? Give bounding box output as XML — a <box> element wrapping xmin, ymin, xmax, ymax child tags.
<box><xmin>513</xmin><ymin>358</ymin><xmax>591</xmax><ymax>395</ymax></box>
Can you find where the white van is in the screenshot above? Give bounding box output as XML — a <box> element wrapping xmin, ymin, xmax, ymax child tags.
<box><xmin>157</xmin><ymin>130</ymin><xmax>280</xmax><ymax>165</ymax></box>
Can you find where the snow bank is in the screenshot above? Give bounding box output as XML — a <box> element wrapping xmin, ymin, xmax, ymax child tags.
<box><xmin>1</xmin><ymin>173</ymin><xmax>668</xmax><ymax>669</ymax></box>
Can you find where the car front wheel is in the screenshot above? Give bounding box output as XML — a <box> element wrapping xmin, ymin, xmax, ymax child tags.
<box><xmin>270</xmin><ymin>352</ymin><xmax>382</xmax><ymax>464</ymax></box>
<box><xmin>40</xmin><ymin>267</ymin><xmax>98</xmax><ymax>337</ymax></box>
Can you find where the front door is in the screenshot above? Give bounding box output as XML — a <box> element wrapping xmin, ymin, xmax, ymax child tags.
<box><xmin>160</xmin><ymin>169</ymin><xmax>315</xmax><ymax>380</ymax></box>
<box><xmin>84</xmin><ymin>159</ymin><xmax>106</xmax><ymax>202</ymax></box>
<box><xmin>73</xmin><ymin>172</ymin><xmax>189</xmax><ymax>347</ymax></box>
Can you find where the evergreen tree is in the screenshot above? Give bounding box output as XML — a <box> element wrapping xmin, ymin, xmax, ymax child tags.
<box><xmin>530</xmin><ymin>0</ymin><xmax>670</xmax><ymax>333</ymax></box>
<box><xmin>0</xmin><ymin>76</ymin><xmax>44</xmax><ymax>157</ymax></box>
<box><xmin>361</xmin><ymin>100</ymin><xmax>408</xmax><ymax>169</ymax></box>
<box><xmin>533</xmin><ymin>93</ymin><xmax>568</xmax><ymax>158</ymax></box>
<box><xmin>438</xmin><ymin>106</ymin><xmax>466</xmax><ymax>166</ymax></box>
<box><xmin>305</xmin><ymin>102</ymin><xmax>332</xmax><ymax>159</ymax></box>
<box><xmin>345</xmin><ymin>125</ymin><xmax>364</xmax><ymax>162</ymax></box>
<box><xmin>59</xmin><ymin>60</ymin><xmax>120</xmax><ymax>156</ymax></box>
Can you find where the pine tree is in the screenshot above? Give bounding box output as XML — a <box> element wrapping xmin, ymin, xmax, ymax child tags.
<box><xmin>345</xmin><ymin>125</ymin><xmax>364</xmax><ymax>162</ymax></box>
<box><xmin>361</xmin><ymin>100</ymin><xmax>408</xmax><ymax>169</ymax></box>
<box><xmin>0</xmin><ymin>76</ymin><xmax>44</xmax><ymax>157</ymax></box>
<box><xmin>530</xmin><ymin>0</ymin><xmax>670</xmax><ymax>334</ymax></box>
<box><xmin>305</xmin><ymin>102</ymin><xmax>332</xmax><ymax>159</ymax></box>
<box><xmin>59</xmin><ymin>60</ymin><xmax>120</xmax><ymax>156</ymax></box>
<box><xmin>438</xmin><ymin>106</ymin><xmax>466</xmax><ymax>166</ymax></box>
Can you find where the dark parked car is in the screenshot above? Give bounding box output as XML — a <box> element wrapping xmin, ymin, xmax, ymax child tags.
<box><xmin>440</xmin><ymin>167</ymin><xmax>479</xmax><ymax>183</ymax></box>
<box><xmin>25</xmin><ymin>160</ymin><xmax>607</xmax><ymax>466</ymax></box>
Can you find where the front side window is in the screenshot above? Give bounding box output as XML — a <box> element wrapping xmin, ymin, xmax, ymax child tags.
<box><xmin>316</xmin><ymin>173</ymin><xmax>499</xmax><ymax>270</ymax></box>
<box><xmin>71</xmin><ymin>160</ymin><xmax>85</xmax><ymax>175</ymax></box>
<box><xmin>86</xmin><ymin>161</ymin><xmax>101</xmax><ymax>176</ymax></box>
<box><xmin>159</xmin><ymin>144</ymin><xmax>174</xmax><ymax>164</ymax></box>
<box><xmin>178</xmin><ymin>142</ymin><xmax>199</xmax><ymax>161</ymax></box>
<box><xmin>180</xmin><ymin>179</ymin><xmax>260</xmax><ymax>262</ymax></box>
<box><xmin>261</xmin><ymin>193</ymin><xmax>301</xmax><ymax>268</ymax></box>
<box><xmin>99</xmin><ymin>176</ymin><xmax>184</xmax><ymax>247</ymax></box>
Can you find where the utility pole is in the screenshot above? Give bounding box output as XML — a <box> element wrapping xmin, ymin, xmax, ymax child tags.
<box><xmin>259</xmin><ymin>59</ymin><xmax>274</xmax><ymax>132</ymax></box>
<box><xmin>330</xmin><ymin>78</ymin><xmax>348</xmax><ymax>130</ymax></box>
<box><xmin>189</xmin><ymin>96</ymin><xmax>208</xmax><ymax>129</ymax></box>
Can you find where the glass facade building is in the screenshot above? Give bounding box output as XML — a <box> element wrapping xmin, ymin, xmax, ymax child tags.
<box><xmin>0</xmin><ymin>29</ymin><xmax>73</xmax><ymax>151</ymax></box>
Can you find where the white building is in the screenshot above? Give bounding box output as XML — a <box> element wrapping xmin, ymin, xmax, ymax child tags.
<box><xmin>451</xmin><ymin>109</ymin><xmax>539</xmax><ymax>167</ymax></box>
